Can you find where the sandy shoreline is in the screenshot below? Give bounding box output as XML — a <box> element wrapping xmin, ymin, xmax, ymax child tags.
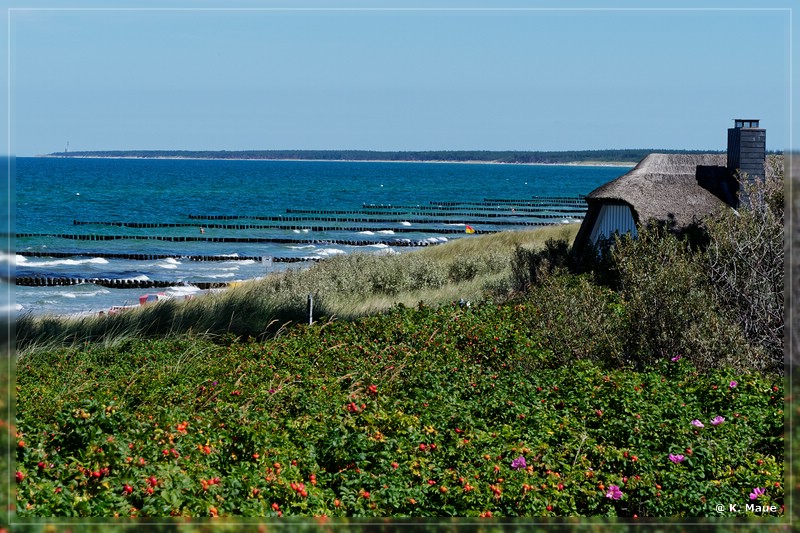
<box><xmin>36</xmin><ymin>155</ymin><xmax>636</xmax><ymax>167</ymax></box>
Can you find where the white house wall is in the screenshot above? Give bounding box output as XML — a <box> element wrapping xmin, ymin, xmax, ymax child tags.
<box><xmin>589</xmin><ymin>204</ymin><xmax>637</xmax><ymax>243</ymax></box>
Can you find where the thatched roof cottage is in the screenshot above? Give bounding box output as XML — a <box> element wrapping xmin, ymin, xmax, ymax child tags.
<box><xmin>573</xmin><ymin>119</ymin><xmax>774</xmax><ymax>250</ymax></box>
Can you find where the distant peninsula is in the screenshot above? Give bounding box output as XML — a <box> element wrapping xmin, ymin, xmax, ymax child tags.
<box><xmin>41</xmin><ymin>149</ymin><xmax>724</xmax><ymax>165</ymax></box>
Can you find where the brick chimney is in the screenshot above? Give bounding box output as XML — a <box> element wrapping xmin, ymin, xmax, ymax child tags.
<box><xmin>727</xmin><ymin>119</ymin><xmax>765</xmax><ymax>206</ymax></box>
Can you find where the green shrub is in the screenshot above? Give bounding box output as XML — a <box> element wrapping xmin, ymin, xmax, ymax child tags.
<box><xmin>611</xmin><ymin>224</ymin><xmax>754</xmax><ymax>372</ymax></box>
<box><xmin>510</xmin><ymin>239</ymin><xmax>571</xmax><ymax>291</ymax></box>
<box><xmin>523</xmin><ymin>273</ymin><xmax>626</xmax><ymax>369</ymax></box>
<box><xmin>448</xmin><ymin>252</ymin><xmax>507</xmax><ymax>284</ymax></box>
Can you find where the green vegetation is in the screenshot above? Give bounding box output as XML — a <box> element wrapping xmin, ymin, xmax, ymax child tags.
<box><xmin>510</xmin><ymin>171</ymin><xmax>785</xmax><ymax>377</ymax></box>
<box><xmin>11</xmin><ymin>172</ymin><xmax>790</xmax><ymax>524</ymax></box>
<box><xmin>13</xmin><ymin>311</ymin><xmax>785</xmax><ymax>520</ymax></box>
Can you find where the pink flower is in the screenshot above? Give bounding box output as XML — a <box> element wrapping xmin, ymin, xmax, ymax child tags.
<box><xmin>729</xmin><ymin>381</ymin><xmax>738</xmax><ymax>389</ymax></box>
<box><xmin>691</xmin><ymin>419</ymin><xmax>704</xmax><ymax>428</ymax></box>
<box><xmin>749</xmin><ymin>487</ymin><xmax>765</xmax><ymax>500</ymax></box>
<box><xmin>670</xmin><ymin>355</ymin><xmax>682</xmax><ymax>362</ymax></box>
<box><xmin>605</xmin><ymin>484</ymin><xmax>623</xmax><ymax>500</ymax></box>
<box><xmin>668</xmin><ymin>454</ymin><xmax>686</xmax><ymax>463</ymax></box>
<box><xmin>510</xmin><ymin>456</ymin><xmax>526</xmax><ymax>470</ymax></box>
<box><xmin>711</xmin><ymin>416</ymin><xmax>725</xmax><ymax>426</ymax></box>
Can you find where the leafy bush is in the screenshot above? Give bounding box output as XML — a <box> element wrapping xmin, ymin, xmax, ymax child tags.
<box><xmin>510</xmin><ymin>239</ymin><xmax>571</xmax><ymax>291</ymax></box>
<box><xmin>523</xmin><ymin>274</ymin><xmax>626</xmax><ymax>369</ymax></box>
<box><xmin>611</xmin><ymin>224</ymin><xmax>754</xmax><ymax>372</ymax></box>
<box><xmin>510</xmin><ymin>224</ymin><xmax>762</xmax><ymax>373</ymax></box>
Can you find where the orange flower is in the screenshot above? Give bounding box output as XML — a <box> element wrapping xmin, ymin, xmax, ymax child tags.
<box><xmin>209</xmin><ymin>506</ymin><xmax>218</xmax><ymax>517</ymax></box>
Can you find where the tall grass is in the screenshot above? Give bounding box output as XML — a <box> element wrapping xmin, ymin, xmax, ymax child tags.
<box><xmin>16</xmin><ymin>225</ymin><xmax>580</xmax><ymax>354</ymax></box>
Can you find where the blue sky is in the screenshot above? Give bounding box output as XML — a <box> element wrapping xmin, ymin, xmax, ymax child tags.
<box><xmin>2</xmin><ymin>1</ymin><xmax>796</xmax><ymax>155</ymax></box>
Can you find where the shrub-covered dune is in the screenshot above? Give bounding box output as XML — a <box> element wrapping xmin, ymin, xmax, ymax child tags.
<box><xmin>14</xmin><ymin>303</ymin><xmax>786</xmax><ymax>519</ymax></box>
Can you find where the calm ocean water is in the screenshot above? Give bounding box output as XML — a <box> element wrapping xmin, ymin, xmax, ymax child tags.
<box><xmin>8</xmin><ymin>157</ymin><xmax>626</xmax><ymax>316</ymax></box>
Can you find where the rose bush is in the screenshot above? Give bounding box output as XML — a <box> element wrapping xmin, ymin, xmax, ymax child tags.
<box><xmin>15</xmin><ymin>303</ymin><xmax>785</xmax><ymax>518</ymax></box>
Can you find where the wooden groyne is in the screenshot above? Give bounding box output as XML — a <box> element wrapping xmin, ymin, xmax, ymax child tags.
<box><xmin>71</xmin><ymin>221</ymin><xmax>503</xmax><ymax>234</ymax></box>
<box><xmin>433</xmin><ymin>199</ymin><xmax>586</xmax><ymax>207</ymax></box>
<box><xmin>291</xmin><ymin>207</ymin><xmax>586</xmax><ymax>215</ymax></box>
<box><xmin>184</xmin><ymin>215</ymin><xmax>571</xmax><ymax>225</ymax></box>
<box><xmin>17</xmin><ymin>251</ymin><xmax>319</xmax><ymax>263</ymax></box>
<box><xmin>16</xmin><ymin>234</ymin><xmax>456</xmax><ymax>246</ymax></box>
<box><xmin>483</xmin><ymin>196</ymin><xmax>587</xmax><ymax>205</ymax></box>
<box><xmin>13</xmin><ymin>276</ymin><xmax>230</xmax><ymax>290</ymax></box>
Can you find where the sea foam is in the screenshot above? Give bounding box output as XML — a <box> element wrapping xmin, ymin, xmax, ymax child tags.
<box><xmin>314</xmin><ymin>248</ymin><xmax>345</xmax><ymax>257</ymax></box>
<box><xmin>26</xmin><ymin>257</ymin><xmax>109</xmax><ymax>268</ymax></box>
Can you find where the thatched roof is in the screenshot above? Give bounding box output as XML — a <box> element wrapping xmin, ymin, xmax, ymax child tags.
<box><xmin>585</xmin><ymin>153</ymin><xmax>733</xmax><ymax>230</ymax></box>
<box><xmin>573</xmin><ymin>153</ymin><xmax>783</xmax><ymax>250</ymax></box>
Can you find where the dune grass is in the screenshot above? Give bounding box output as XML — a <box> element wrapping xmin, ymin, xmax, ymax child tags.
<box><xmin>414</xmin><ymin>223</ymin><xmax>578</xmax><ymax>260</ymax></box>
<box><xmin>15</xmin><ymin>225</ymin><xmax>580</xmax><ymax>354</ymax></box>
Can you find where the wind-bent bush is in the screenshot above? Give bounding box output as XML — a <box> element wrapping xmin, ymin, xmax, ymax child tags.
<box><xmin>704</xmin><ymin>166</ymin><xmax>784</xmax><ymax>373</ymax></box>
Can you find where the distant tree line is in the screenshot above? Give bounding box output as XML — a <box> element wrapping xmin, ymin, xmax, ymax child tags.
<box><xmin>43</xmin><ymin>149</ymin><xmax>737</xmax><ymax>164</ymax></box>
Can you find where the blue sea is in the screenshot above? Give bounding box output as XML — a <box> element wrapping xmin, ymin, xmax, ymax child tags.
<box><xmin>7</xmin><ymin>157</ymin><xmax>627</xmax><ymax>316</ymax></box>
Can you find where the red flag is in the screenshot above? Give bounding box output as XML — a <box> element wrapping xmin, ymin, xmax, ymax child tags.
<box><xmin>465</xmin><ymin>225</ymin><xmax>476</xmax><ymax>234</ymax></box>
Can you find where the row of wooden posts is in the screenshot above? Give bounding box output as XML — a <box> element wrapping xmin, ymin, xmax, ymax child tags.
<box><xmin>13</xmin><ymin>276</ymin><xmax>230</xmax><ymax>290</ymax></box>
<box><xmin>15</xmin><ymin>234</ymin><xmax>451</xmax><ymax>246</ymax></box>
